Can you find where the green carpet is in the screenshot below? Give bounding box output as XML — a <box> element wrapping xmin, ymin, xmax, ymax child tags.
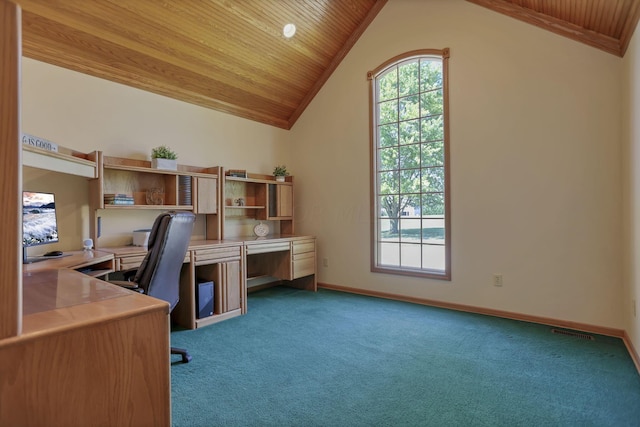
<box><xmin>170</xmin><ymin>287</ymin><xmax>640</xmax><ymax>426</ymax></box>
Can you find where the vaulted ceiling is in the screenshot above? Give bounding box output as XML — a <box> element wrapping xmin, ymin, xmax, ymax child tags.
<box><xmin>14</xmin><ymin>0</ymin><xmax>640</xmax><ymax>130</ymax></box>
<box><xmin>17</xmin><ymin>0</ymin><xmax>387</xmax><ymax>130</ymax></box>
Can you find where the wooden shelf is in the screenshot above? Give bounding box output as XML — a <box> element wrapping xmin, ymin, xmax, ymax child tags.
<box><xmin>226</xmin><ymin>176</ymin><xmax>275</xmax><ymax>184</ymax></box>
<box><xmin>23</xmin><ymin>145</ymin><xmax>98</xmax><ymax>178</ymax></box>
<box><xmin>194</xmin><ymin>309</ymin><xmax>242</xmax><ymax>328</ymax></box>
<box><xmin>103</xmin><ymin>204</ymin><xmax>193</xmax><ymax>210</ymax></box>
<box><xmin>225</xmin><ymin>205</ymin><xmax>265</xmax><ymax>209</ymax></box>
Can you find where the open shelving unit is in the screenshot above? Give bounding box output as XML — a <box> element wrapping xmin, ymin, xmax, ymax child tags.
<box><xmin>222</xmin><ymin>172</ymin><xmax>294</xmax><ymax>238</ymax></box>
<box><xmin>88</xmin><ymin>152</ymin><xmax>222</xmax><ymax>245</ymax></box>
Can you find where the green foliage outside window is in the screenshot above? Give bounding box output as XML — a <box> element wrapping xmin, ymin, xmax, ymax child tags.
<box><xmin>377</xmin><ymin>58</ymin><xmax>445</xmax><ymax>233</ymax></box>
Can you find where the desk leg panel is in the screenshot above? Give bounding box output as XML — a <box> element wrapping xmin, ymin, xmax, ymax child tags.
<box><xmin>174</xmin><ymin>260</ymin><xmax>196</xmax><ymax>329</ymax></box>
<box><xmin>284</xmin><ymin>274</ymin><xmax>317</xmax><ymax>292</ymax></box>
<box><xmin>0</xmin><ymin>310</ymin><xmax>171</xmax><ymax>427</ymax></box>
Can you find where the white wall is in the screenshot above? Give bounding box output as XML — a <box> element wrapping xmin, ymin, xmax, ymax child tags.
<box><xmin>622</xmin><ymin>19</ymin><xmax>640</xmax><ymax>354</ymax></box>
<box><xmin>291</xmin><ymin>0</ymin><xmax>624</xmax><ymax>328</ymax></box>
<box><xmin>22</xmin><ymin>58</ymin><xmax>291</xmax><ymax>248</ymax></box>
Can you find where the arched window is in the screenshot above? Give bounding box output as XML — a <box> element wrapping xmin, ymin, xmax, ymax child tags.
<box><xmin>368</xmin><ymin>49</ymin><xmax>451</xmax><ymax>279</ymax></box>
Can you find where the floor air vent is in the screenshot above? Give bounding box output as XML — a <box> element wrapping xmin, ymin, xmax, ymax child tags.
<box><xmin>551</xmin><ymin>328</ymin><xmax>594</xmax><ymax>340</ymax></box>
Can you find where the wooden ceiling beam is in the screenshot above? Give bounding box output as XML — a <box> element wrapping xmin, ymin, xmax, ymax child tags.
<box><xmin>466</xmin><ymin>0</ymin><xmax>640</xmax><ymax>57</ymax></box>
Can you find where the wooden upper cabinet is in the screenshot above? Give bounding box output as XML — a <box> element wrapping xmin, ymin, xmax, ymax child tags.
<box><xmin>195</xmin><ymin>177</ymin><xmax>217</xmax><ymax>214</ymax></box>
<box><xmin>268</xmin><ymin>183</ymin><xmax>293</xmax><ymax>219</ymax></box>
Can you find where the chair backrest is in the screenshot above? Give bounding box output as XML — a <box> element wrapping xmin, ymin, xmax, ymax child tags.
<box><xmin>133</xmin><ymin>211</ymin><xmax>195</xmax><ymax>311</ymax></box>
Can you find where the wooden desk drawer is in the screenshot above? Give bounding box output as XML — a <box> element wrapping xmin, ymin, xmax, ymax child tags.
<box><xmin>246</xmin><ymin>242</ymin><xmax>291</xmax><ymax>255</ymax></box>
<box><xmin>117</xmin><ymin>251</ymin><xmax>190</xmax><ymax>270</ymax></box>
<box><xmin>293</xmin><ymin>255</ymin><xmax>315</xmax><ymax>279</ymax></box>
<box><xmin>117</xmin><ymin>254</ymin><xmax>146</xmax><ymax>271</ymax></box>
<box><xmin>292</xmin><ymin>240</ymin><xmax>315</xmax><ymax>254</ymax></box>
<box><xmin>293</xmin><ymin>251</ymin><xmax>314</xmax><ymax>262</ymax></box>
<box><xmin>194</xmin><ymin>246</ymin><xmax>241</xmax><ymax>264</ymax></box>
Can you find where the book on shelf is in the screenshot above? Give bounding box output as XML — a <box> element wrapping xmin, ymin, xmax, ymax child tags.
<box><xmin>104</xmin><ymin>193</ymin><xmax>134</xmax><ymax>205</ymax></box>
<box><xmin>105</xmin><ymin>199</ymin><xmax>135</xmax><ymax>205</ymax></box>
<box><xmin>227</xmin><ymin>169</ymin><xmax>247</xmax><ymax>178</ymax></box>
<box><xmin>104</xmin><ymin>193</ymin><xmax>133</xmax><ymax>199</ymax></box>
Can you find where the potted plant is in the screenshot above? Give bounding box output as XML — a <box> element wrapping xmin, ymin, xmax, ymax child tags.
<box><xmin>151</xmin><ymin>145</ymin><xmax>178</xmax><ymax>170</ymax></box>
<box><xmin>273</xmin><ymin>165</ymin><xmax>289</xmax><ymax>182</ymax></box>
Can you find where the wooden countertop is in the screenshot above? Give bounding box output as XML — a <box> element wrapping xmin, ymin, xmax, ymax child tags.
<box><xmin>23</xmin><ymin>249</ymin><xmax>115</xmax><ymax>274</ymax></box>
<box><xmin>16</xmin><ymin>251</ymin><xmax>168</xmax><ymax>342</ymax></box>
<box><xmin>101</xmin><ymin>234</ymin><xmax>316</xmax><ymax>256</ymax></box>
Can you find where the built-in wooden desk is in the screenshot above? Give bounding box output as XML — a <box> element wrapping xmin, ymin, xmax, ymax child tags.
<box><xmin>101</xmin><ymin>234</ymin><xmax>316</xmax><ymax>329</ymax></box>
<box><xmin>0</xmin><ymin>250</ymin><xmax>171</xmax><ymax>426</ymax></box>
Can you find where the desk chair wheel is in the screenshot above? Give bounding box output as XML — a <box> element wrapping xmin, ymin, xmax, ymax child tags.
<box><xmin>172</xmin><ymin>346</ymin><xmax>192</xmax><ymax>363</ymax></box>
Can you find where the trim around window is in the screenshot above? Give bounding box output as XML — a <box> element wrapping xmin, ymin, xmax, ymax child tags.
<box><xmin>368</xmin><ymin>49</ymin><xmax>451</xmax><ymax>280</ymax></box>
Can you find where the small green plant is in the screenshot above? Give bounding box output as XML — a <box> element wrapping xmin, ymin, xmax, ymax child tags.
<box><xmin>151</xmin><ymin>145</ymin><xmax>178</xmax><ymax>160</ymax></box>
<box><xmin>273</xmin><ymin>165</ymin><xmax>289</xmax><ymax>176</ymax></box>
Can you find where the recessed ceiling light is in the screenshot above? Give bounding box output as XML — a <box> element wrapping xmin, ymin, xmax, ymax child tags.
<box><xmin>283</xmin><ymin>23</ymin><xmax>296</xmax><ymax>38</ymax></box>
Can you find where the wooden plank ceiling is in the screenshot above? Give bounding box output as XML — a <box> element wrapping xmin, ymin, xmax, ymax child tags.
<box><xmin>14</xmin><ymin>1</ymin><xmax>640</xmax><ymax>129</ymax></box>
<box><xmin>17</xmin><ymin>0</ymin><xmax>387</xmax><ymax>130</ymax></box>
<box><xmin>467</xmin><ymin>0</ymin><xmax>640</xmax><ymax>57</ymax></box>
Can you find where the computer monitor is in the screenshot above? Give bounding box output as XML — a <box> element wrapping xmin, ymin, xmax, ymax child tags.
<box><xmin>22</xmin><ymin>191</ymin><xmax>59</xmax><ymax>263</ymax></box>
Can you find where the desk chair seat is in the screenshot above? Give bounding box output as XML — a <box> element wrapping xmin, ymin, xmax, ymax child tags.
<box><xmin>110</xmin><ymin>211</ymin><xmax>195</xmax><ymax>363</ymax></box>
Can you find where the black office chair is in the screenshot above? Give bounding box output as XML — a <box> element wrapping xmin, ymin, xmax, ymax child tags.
<box><xmin>111</xmin><ymin>211</ymin><xmax>196</xmax><ymax>363</ymax></box>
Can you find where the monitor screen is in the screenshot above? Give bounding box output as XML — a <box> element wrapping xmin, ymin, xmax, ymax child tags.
<box><xmin>22</xmin><ymin>191</ymin><xmax>59</xmax><ymax>247</ymax></box>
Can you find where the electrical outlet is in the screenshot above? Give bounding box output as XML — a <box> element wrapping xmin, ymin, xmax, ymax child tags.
<box><xmin>323</xmin><ymin>258</ymin><xmax>329</xmax><ymax>268</ymax></box>
<box><xmin>493</xmin><ymin>274</ymin><xmax>503</xmax><ymax>287</ymax></box>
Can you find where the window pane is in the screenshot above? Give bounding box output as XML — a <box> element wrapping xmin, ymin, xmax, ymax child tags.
<box><xmin>378</xmin><ymin>172</ymin><xmax>399</xmax><ymax>195</ymax></box>
<box><xmin>379</xmin><ymin>124</ymin><xmax>398</xmax><ymax>148</ymax></box>
<box><xmin>379</xmin><ymin>148</ymin><xmax>398</xmax><ymax>171</ymax></box>
<box><xmin>420</xmin><ymin>115</ymin><xmax>444</xmax><ymax>141</ymax></box>
<box><xmin>399</xmin><ymin>144</ymin><xmax>420</xmax><ymax>169</ymax></box>
<box><xmin>421</xmin><ymin>89</ymin><xmax>443</xmax><ymax>116</ymax></box>
<box><xmin>383</xmin><ymin>218</ymin><xmax>401</xmax><ymax>240</ymax></box>
<box><xmin>379</xmin><ymin>242</ymin><xmax>400</xmax><ymax>266</ymax></box>
<box><xmin>421</xmin><ymin>167</ymin><xmax>445</xmax><ymax>192</ymax></box>
<box><xmin>422</xmin><ymin>217</ymin><xmax>445</xmax><ymax>243</ymax></box>
<box><xmin>399</xmin><ymin>61</ymin><xmax>419</xmax><ymax>96</ymax></box>
<box><xmin>379</xmin><ymin>69</ymin><xmax>398</xmax><ymax>101</ymax></box>
<box><xmin>400</xmin><ymin>169</ymin><xmax>420</xmax><ymax>193</ymax></box>
<box><xmin>401</xmin><ymin>243</ymin><xmax>421</xmax><ymax>268</ymax></box>
<box><xmin>401</xmin><ymin>200</ymin><xmax>420</xmax><ymax>217</ymax></box>
<box><xmin>421</xmin><ymin>141</ymin><xmax>444</xmax><ymax>166</ymax></box>
<box><xmin>399</xmin><ymin>119</ymin><xmax>420</xmax><ymax>146</ymax></box>
<box><xmin>421</xmin><ymin>193</ymin><xmax>444</xmax><ymax>215</ymax></box>
<box><xmin>422</xmin><ymin>244</ymin><xmax>445</xmax><ymax>271</ymax></box>
<box><xmin>399</xmin><ymin>95</ymin><xmax>419</xmax><ymax>121</ymax></box>
<box><xmin>420</xmin><ymin>61</ymin><xmax>442</xmax><ymax>92</ymax></box>
<box><xmin>379</xmin><ymin>195</ymin><xmax>399</xmax><ymax>217</ymax></box>
<box><xmin>379</xmin><ymin>99</ymin><xmax>398</xmax><ymax>124</ymax></box>
<box><xmin>399</xmin><ymin>218</ymin><xmax>421</xmax><ymax>241</ymax></box>
<box><xmin>379</xmin><ymin>218</ymin><xmax>400</xmax><ymax>243</ymax></box>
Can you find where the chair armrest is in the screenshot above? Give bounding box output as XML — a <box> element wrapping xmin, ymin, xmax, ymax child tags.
<box><xmin>109</xmin><ymin>280</ymin><xmax>144</xmax><ymax>293</ymax></box>
<box><xmin>120</xmin><ymin>268</ymin><xmax>138</xmax><ymax>281</ymax></box>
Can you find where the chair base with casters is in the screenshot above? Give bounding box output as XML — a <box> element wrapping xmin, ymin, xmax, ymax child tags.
<box><xmin>171</xmin><ymin>347</ymin><xmax>192</xmax><ymax>363</ymax></box>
